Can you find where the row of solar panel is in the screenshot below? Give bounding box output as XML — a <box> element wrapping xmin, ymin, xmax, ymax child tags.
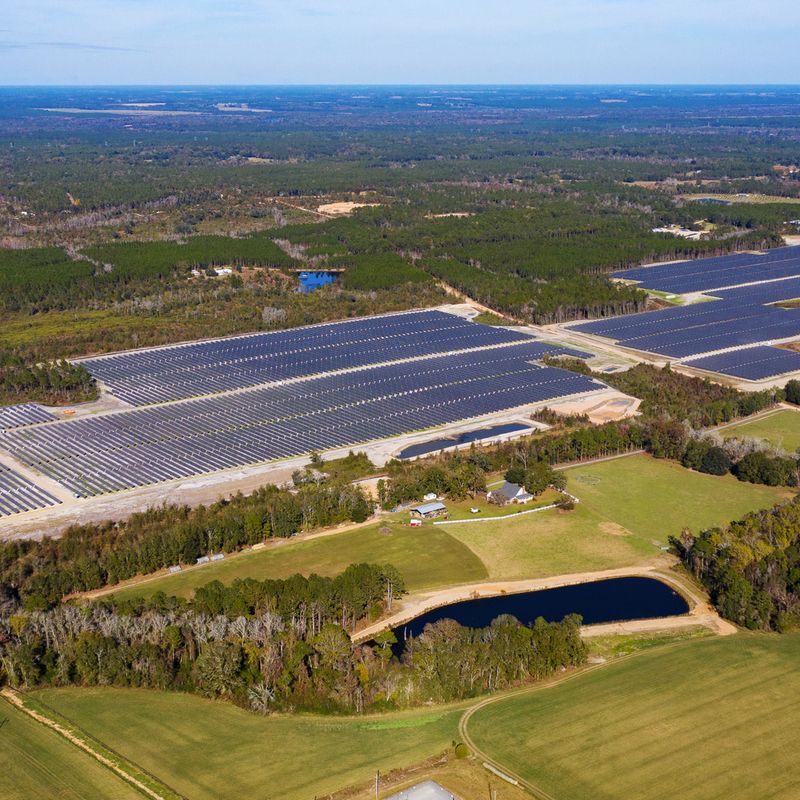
<box><xmin>612</xmin><ymin>247</ymin><xmax>800</xmax><ymax>294</ymax></box>
<box><xmin>78</xmin><ymin>309</ymin><xmax>534</xmax><ymax>406</ymax></box>
<box><xmin>0</xmin><ymin>404</ymin><xmax>56</xmax><ymax>431</ymax></box>
<box><xmin>684</xmin><ymin>346</ymin><xmax>800</xmax><ymax>381</ymax></box>
<box><xmin>3</xmin><ymin>345</ymin><xmax>603</xmax><ymax>498</ymax></box>
<box><xmin>0</xmin><ymin>464</ymin><xmax>61</xmax><ymax>517</ymax></box>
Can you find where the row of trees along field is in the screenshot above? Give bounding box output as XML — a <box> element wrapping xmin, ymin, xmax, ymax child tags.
<box><xmin>0</xmin><ymin>565</ymin><xmax>587</xmax><ymax>713</ymax></box>
<box><xmin>0</xmin><ymin>482</ymin><xmax>372</xmax><ymax>609</ymax></box>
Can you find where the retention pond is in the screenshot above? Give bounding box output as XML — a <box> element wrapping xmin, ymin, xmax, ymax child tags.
<box><xmin>392</xmin><ymin>577</ymin><xmax>689</xmax><ymax>645</ymax></box>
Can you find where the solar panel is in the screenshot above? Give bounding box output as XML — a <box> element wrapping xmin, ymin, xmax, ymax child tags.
<box><xmin>684</xmin><ymin>346</ymin><xmax>800</xmax><ymax>381</ymax></box>
<box><xmin>0</xmin><ymin>404</ymin><xmax>57</xmax><ymax>431</ymax></box>
<box><xmin>77</xmin><ymin>310</ymin><xmax>536</xmax><ymax>406</ymax></box>
<box><xmin>0</xmin><ymin>464</ymin><xmax>61</xmax><ymax>516</ymax></box>
<box><xmin>3</xmin><ymin>342</ymin><xmax>605</xmax><ymax>498</ymax></box>
<box><xmin>612</xmin><ymin>247</ymin><xmax>800</xmax><ymax>294</ymax></box>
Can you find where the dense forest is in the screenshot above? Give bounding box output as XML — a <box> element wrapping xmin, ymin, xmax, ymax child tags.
<box><xmin>0</xmin><ymin>563</ymin><xmax>587</xmax><ymax>713</ymax></box>
<box><xmin>0</xmin><ymin>350</ymin><xmax>96</xmax><ymax>406</ymax></box>
<box><xmin>674</xmin><ymin>499</ymin><xmax>800</xmax><ymax>631</ymax></box>
<box><xmin>2</xmin><ymin>90</ymin><xmax>800</xmax><ymax>371</ymax></box>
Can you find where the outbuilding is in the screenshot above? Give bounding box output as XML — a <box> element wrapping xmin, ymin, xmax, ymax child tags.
<box><xmin>410</xmin><ymin>501</ymin><xmax>449</xmax><ymax>520</ymax></box>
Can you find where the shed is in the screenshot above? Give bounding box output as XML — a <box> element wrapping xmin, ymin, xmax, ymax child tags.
<box><xmin>410</xmin><ymin>501</ymin><xmax>449</xmax><ymax>520</ymax></box>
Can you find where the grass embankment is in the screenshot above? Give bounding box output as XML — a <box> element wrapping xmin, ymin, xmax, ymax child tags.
<box><xmin>30</xmin><ymin>688</ymin><xmax>463</xmax><ymax>800</ymax></box>
<box><xmin>109</xmin><ymin>454</ymin><xmax>792</xmax><ymax>602</ymax></box>
<box><xmin>0</xmin><ymin>697</ymin><xmax>143</xmax><ymax>800</ymax></box>
<box><xmin>721</xmin><ymin>408</ymin><xmax>800</xmax><ymax>453</ymax></box>
<box><xmin>468</xmin><ymin>633</ymin><xmax>800</xmax><ymax>800</ymax></box>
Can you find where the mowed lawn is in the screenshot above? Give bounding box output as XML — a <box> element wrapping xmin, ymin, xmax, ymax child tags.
<box><xmin>564</xmin><ymin>454</ymin><xmax>792</xmax><ymax>543</ymax></box>
<box><xmin>721</xmin><ymin>408</ymin><xmax>800</xmax><ymax>453</ymax></box>
<box><xmin>468</xmin><ymin>633</ymin><xmax>800</xmax><ymax>800</ymax></box>
<box><xmin>111</xmin><ymin>454</ymin><xmax>791</xmax><ymax>601</ymax></box>
<box><xmin>32</xmin><ymin>688</ymin><xmax>463</xmax><ymax>800</ymax></box>
<box><xmin>111</xmin><ymin>520</ymin><xmax>487</xmax><ymax>601</ymax></box>
<box><xmin>446</xmin><ymin>454</ymin><xmax>792</xmax><ymax>581</ymax></box>
<box><xmin>0</xmin><ymin>699</ymin><xmax>141</xmax><ymax>800</ymax></box>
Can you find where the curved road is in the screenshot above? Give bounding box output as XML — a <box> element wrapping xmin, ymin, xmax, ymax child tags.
<box><xmin>456</xmin><ymin>636</ymin><xmax>723</xmax><ymax>800</ymax></box>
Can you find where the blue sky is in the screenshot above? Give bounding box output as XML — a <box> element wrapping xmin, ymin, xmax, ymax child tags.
<box><xmin>2</xmin><ymin>1</ymin><xmax>799</xmax><ymax>85</ymax></box>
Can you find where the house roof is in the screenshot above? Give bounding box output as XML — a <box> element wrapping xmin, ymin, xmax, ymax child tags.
<box><xmin>412</xmin><ymin>501</ymin><xmax>448</xmax><ymax>514</ymax></box>
<box><xmin>493</xmin><ymin>481</ymin><xmax>532</xmax><ymax>500</ymax></box>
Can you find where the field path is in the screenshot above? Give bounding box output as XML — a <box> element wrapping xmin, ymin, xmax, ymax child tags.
<box><xmin>0</xmin><ymin>689</ymin><xmax>182</xmax><ymax>800</ymax></box>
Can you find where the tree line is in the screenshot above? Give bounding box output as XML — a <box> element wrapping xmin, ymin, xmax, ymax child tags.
<box><xmin>0</xmin><ymin>350</ymin><xmax>97</xmax><ymax>406</ymax></box>
<box><xmin>673</xmin><ymin>498</ymin><xmax>800</xmax><ymax>631</ymax></box>
<box><xmin>0</xmin><ymin>565</ymin><xmax>586</xmax><ymax>714</ymax></box>
<box><xmin>0</xmin><ymin>482</ymin><xmax>372</xmax><ymax>609</ymax></box>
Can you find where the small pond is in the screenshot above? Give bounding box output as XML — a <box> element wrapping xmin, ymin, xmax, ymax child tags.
<box><xmin>392</xmin><ymin>577</ymin><xmax>689</xmax><ymax>646</ymax></box>
<box><xmin>397</xmin><ymin>422</ymin><xmax>531</xmax><ymax>460</ymax></box>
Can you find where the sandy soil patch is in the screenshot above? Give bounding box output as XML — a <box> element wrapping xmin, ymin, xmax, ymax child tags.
<box><xmin>547</xmin><ymin>390</ymin><xmax>640</xmax><ymax>424</ymax></box>
<box><xmin>599</xmin><ymin>521</ymin><xmax>632</xmax><ymax>537</ymax></box>
<box><xmin>316</xmin><ymin>201</ymin><xmax>381</xmax><ymax>215</ymax></box>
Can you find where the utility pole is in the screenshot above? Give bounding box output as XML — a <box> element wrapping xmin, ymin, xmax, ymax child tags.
<box><xmin>375</xmin><ymin>769</ymin><xmax>380</xmax><ymax>800</ymax></box>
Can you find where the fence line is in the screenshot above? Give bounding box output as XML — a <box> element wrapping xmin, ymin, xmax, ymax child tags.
<box><xmin>433</xmin><ymin>491</ymin><xmax>579</xmax><ymax>526</ymax></box>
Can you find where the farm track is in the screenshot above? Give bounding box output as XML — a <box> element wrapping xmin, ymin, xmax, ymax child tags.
<box><xmin>1</xmin><ymin>688</ymin><xmax>183</xmax><ymax>800</ymax></box>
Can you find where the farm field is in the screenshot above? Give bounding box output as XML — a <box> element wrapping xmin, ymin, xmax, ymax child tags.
<box><xmin>110</xmin><ymin>520</ymin><xmax>487</xmax><ymax>601</ymax></box>
<box><xmin>467</xmin><ymin>633</ymin><xmax>800</xmax><ymax>800</ymax></box>
<box><xmin>0</xmin><ymin>698</ymin><xmax>141</xmax><ymax>800</ymax></box>
<box><xmin>30</xmin><ymin>688</ymin><xmax>463</xmax><ymax>800</ymax></box>
<box><xmin>109</xmin><ymin>453</ymin><xmax>790</xmax><ymax>602</ymax></box>
<box><xmin>721</xmin><ymin>408</ymin><xmax>800</xmax><ymax>453</ymax></box>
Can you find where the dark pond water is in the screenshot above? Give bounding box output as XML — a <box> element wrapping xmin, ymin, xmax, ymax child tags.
<box><xmin>392</xmin><ymin>577</ymin><xmax>688</xmax><ymax>644</ymax></box>
<box><xmin>398</xmin><ymin>422</ymin><xmax>531</xmax><ymax>459</ymax></box>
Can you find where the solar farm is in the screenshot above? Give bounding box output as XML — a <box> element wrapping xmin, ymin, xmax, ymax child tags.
<box><xmin>0</xmin><ymin>310</ymin><xmax>604</xmax><ymax>513</ymax></box>
<box><xmin>571</xmin><ymin>246</ymin><xmax>800</xmax><ymax>382</ymax></box>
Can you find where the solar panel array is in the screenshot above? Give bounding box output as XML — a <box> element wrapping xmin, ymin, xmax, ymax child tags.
<box><xmin>78</xmin><ymin>310</ymin><xmax>536</xmax><ymax>406</ymax></box>
<box><xmin>0</xmin><ymin>464</ymin><xmax>61</xmax><ymax>516</ymax></box>
<box><xmin>2</xmin><ymin>342</ymin><xmax>604</xmax><ymax>498</ymax></box>
<box><xmin>684</xmin><ymin>346</ymin><xmax>800</xmax><ymax>381</ymax></box>
<box><xmin>612</xmin><ymin>247</ymin><xmax>800</xmax><ymax>294</ymax></box>
<box><xmin>574</xmin><ymin>246</ymin><xmax>800</xmax><ymax>375</ymax></box>
<box><xmin>0</xmin><ymin>404</ymin><xmax>57</xmax><ymax>431</ymax></box>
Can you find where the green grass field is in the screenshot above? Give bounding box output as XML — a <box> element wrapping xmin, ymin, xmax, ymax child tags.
<box><xmin>447</xmin><ymin>454</ymin><xmax>792</xmax><ymax>580</ymax></box>
<box><xmin>31</xmin><ymin>688</ymin><xmax>463</xmax><ymax>800</ymax></box>
<box><xmin>468</xmin><ymin>633</ymin><xmax>800</xmax><ymax>800</ymax></box>
<box><xmin>110</xmin><ymin>454</ymin><xmax>791</xmax><ymax>601</ymax></box>
<box><xmin>0</xmin><ymin>699</ymin><xmax>142</xmax><ymax>800</ymax></box>
<box><xmin>721</xmin><ymin>409</ymin><xmax>800</xmax><ymax>453</ymax></box>
<box><xmin>111</xmin><ymin>520</ymin><xmax>487</xmax><ymax>601</ymax></box>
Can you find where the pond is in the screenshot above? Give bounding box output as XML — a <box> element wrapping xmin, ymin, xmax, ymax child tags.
<box><xmin>397</xmin><ymin>422</ymin><xmax>531</xmax><ymax>459</ymax></box>
<box><xmin>392</xmin><ymin>577</ymin><xmax>689</xmax><ymax>645</ymax></box>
